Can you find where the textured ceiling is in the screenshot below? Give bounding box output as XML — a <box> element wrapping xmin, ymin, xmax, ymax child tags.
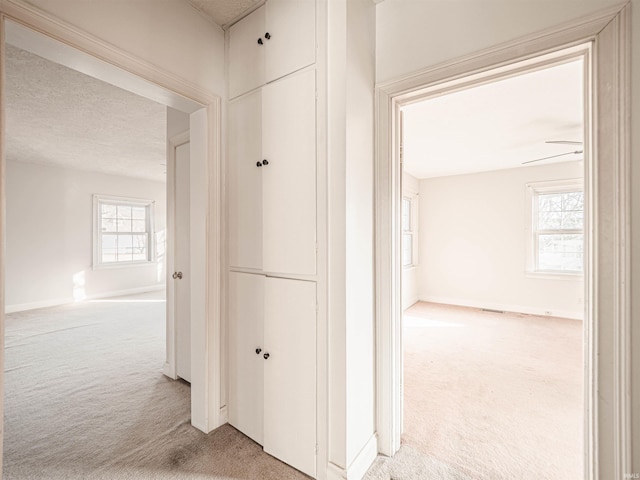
<box><xmin>186</xmin><ymin>0</ymin><xmax>261</xmax><ymax>26</ymax></box>
<box><xmin>5</xmin><ymin>44</ymin><xmax>167</xmax><ymax>183</ymax></box>
<box><xmin>403</xmin><ymin>59</ymin><xmax>584</xmax><ymax>179</ymax></box>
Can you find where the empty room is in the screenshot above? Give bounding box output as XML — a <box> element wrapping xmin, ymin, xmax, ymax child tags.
<box><xmin>400</xmin><ymin>59</ymin><xmax>586</xmax><ymax>479</ymax></box>
<box><xmin>3</xmin><ymin>41</ymin><xmax>175</xmax><ymax>477</ymax></box>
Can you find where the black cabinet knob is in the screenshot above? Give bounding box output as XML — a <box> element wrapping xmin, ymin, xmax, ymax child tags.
<box><xmin>262</xmin><ymin>159</ymin><xmax>269</xmax><ymax>166</ymax></box>
<box><xmin>255</xmin><ymin>348</ymin><xmax>262</xmax><ymax>355</ymax></box>
<box><xmin>263</xmin><ymin>353</ymin><xmax>270</xmax><ymax>360</ymax></box>
<box><xmin>256</xmin><ymin>161</ymin><xmax>263</xmax><ymax>167</ymax></box>
<box><xmin>265</xmin><ymin>32</ymin><xmax>271</xmax><ymax>40</ymax></box>
<box><xmin>257</xmin><ymin>38</ymin><xmax>263</xmax><ymax>45</ymax></box>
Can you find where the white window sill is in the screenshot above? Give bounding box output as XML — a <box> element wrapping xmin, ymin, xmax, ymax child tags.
<box><xmin>403</xmin><ymin>265</ymin><xmax>418</xmax><ymax>271</ymax></box>
<box><xmin>525</xmin><ymin>270</ymin><xmax>583</xmax><ymax>281</ymax></box>
<box><xmin>93</xmin><ymin>261</ymin><xmax>156</xmax><ymax>271</ymax></box>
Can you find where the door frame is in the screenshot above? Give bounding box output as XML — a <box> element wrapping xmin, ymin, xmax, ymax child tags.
<box><xmin>164</xmin><ymin>131</ymin><xmax>190</xmax><ymax>381</ymax></box>
<box><xmin>0</xmin><ymin>0</ymin><xmax>224</xmax><ymax>446</ymax></box>
<box><xmin>375</xmin><ymin>3</ymin><xmax>631</xmax><ymax>478</ymax></box>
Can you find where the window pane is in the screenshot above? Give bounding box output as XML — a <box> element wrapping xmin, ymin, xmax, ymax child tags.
<box><xmin>132</xmin><ymin>219</ymin><xmax>146</xmax><ymax>233</ymax></box>
<box><xmin>538</xmin><ymin>233</ymin><xmax>583</xmax><ymax>272</ymax></box>
<box><xmin>101</xmin><ymin>204</ymin><xmax>117</xmax><ymax>218</ymax></box>
<box><xmin>402</xmin><ymin>233</ymin><xmax>412</xmax><ymax>266</ymax></box>
<box><xmin>119</xmin><ymin>235</ymin><xmax>133</xmax><ymax>248</ymax></box>
<box><xmin>538</xmin><ymin>193</ymin><xmax>562</xmax><ymax>212</ymax></box>
<box><xmin>538</xmin><ymin>211</ymin><xmax>562</xmax><ymax>229</ymax></box>
<box><xmin>402</xmin><ymin>198</ymin><xmax>411</xmax><ymax>232</ymax></box>
<box><xmin>563</xmin><ymin>192</ymin><xmax>583</xmax><ymax>211</ymax></box>
<box><xmin>116</xmin><ymin>219</ymin><xmax>132</xmax><ymax>232</ymax></box>
<box><xmin>131</xmin><ymin>206</ymin><xmax>146</xmax><ymax>220</ymax></box>
<box><xmin>102</xmin><ymin>234</ymin><xmax>117</xmax><ymax>249</ymax></box>
<box><xmin>132</xmin><ymin>234</ymin><xmax>148</xmax><ymax>253</ymax></box>
<box><xmin>117</xmin><ymin>205</ymin><xmax>132</xmax><ymax>220</ymax></box>
<box><xmin>101</xmin><ymin>218</ymin><xmax>117</xmax><ymax>232</ymax></box>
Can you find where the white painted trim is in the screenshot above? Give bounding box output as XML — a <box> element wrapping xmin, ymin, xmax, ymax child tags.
<box><xmin>219</xmin><ymin>405</ymin><xmax>228</xmax><ymax>424</ymax></box>
<box><xmin>0</xmin><ymin>0</ymin><xmax>210</xmax><ymax>113</ymax></box>
<box><xmin>164</xmin><ymin>132</ymin><xmax>189</xmax><ymax>382</ymax></box>
<box><xmin>325</xmin><ymin>434</ymin><xmax>378</xmax><ymax>480</ymax></box>
<box><xmin>5</xmin><ymin>284</ymin><xmax>165</xmax><ymax>313</ymax></box>
<box><xmin>375</xmin><ymin>3</ymin><xmax>631</xmax><ymax>477</ymax></box>
<box><xmin>0</xmin><ymin>0</ymin><xmax>223</xmax><ymax>445</ymax></box>
<box><xmin>415</xmin><ymin>296</ymin><xmax>583</xmax><ymax>321</ymax></box>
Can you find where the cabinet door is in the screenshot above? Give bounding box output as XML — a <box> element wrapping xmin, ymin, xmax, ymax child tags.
<box><xmin>262</xmin><ymin>69</ymin><xmax>316</xmax><ymax>275</ymax></box>
<box><xmin>228</xmin><ymin>90</ymin><xmax>263</xmax><ymax>270</ymax></box>
<box><xmin>263</xmin><ymin>277</ymin><xmax>316</xmax><ymax>478</ymax></box>
<box><xmin>264</xmin><ymin>0</ymin><xmax>315</xmax><ymax>83</ymax></box>
<box><xmin>228</xmin><ymin>6</ymin><xmax>265</xmax><ymax>99</ymax></box>
<box><xmin>228</xmin><ymin>272</ymin><xmax>265</xmax><ymax>445</ymax></box>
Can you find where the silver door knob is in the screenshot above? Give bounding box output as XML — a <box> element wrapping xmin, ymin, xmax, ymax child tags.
<box><xmin>172</xmin><ymin>272</ymin><xmax>183</xmax><ymax>280</ymax></box>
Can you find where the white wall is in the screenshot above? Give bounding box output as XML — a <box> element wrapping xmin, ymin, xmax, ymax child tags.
<box><xmin>5</xmin><ymin>161</ymin><xmax>166</xmax><ymax>311</ymax></box>
<box><xmin>417</xmin><ymin>162</ymin><xmax>583</xmax><ymax>319</ymax></box>
<box><xmin>327</xmin><ymin>0</ymin><xmax>377</xmax><ymax>473</ymax></box>
<box><xmin>402</xmin><ymin>172</ymin><xmax>419</xmax><ymax>310</ymax></box>
<box><xmin>344</xmin><ymin>0</ymin><xmax>376</xmax><ymax>469</ymax></box>
<box><xmin>21</xmin><ymin>0</ymin><xmax>225</xmax><ymax>96</ymax></box>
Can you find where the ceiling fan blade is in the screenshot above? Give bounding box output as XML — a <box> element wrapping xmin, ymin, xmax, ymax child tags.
<box><xmin>522</xmin><ymin>150</ymin><xmax>584</xmax><ymax>165</ymax></box>
<box><xmin>545</xmin><ymin>140</ymin><xmax>583</xmax><ymax>145</ymax></box>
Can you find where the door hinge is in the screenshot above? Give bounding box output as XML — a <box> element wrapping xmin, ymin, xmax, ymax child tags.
<box><xmin>315</xmin><ymin>444</ymin><xmax>318</xmax><ymax>455</ymax></box>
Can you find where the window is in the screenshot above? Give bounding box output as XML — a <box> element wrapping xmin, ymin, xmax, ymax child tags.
<box><xmin>528</xmin><ymin>181</ymin><xmax>583</xmax><ymax>274</ymax></box>
<box><xmin>402</xmin><ymin>195</ymin><xmax>417</xmax><ymax>267</ymax></box>
<box><xmin>93</xmin><ymin>195</ymin><xmax>155</xmax><ymax>267</ymax></box>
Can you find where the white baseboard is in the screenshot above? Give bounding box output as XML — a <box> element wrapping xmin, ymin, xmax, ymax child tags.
<box><xmin>5</xmin><ymin>296</ymin><xmax>75</xmax><ymax>314</ymax></box>
<box><xmin>219</xmin><ymin>405</ymin><xmax>228</xmax><ymax>424</ymax></box>
<box><xmin>402</xmin><ymin>295</ymin><xmax>420</xmax><ymax>311</ymax></box>
<box><xmin>162</xmin><ymin>362</ymin><xmax>177</xmax><ymax>380</ymax></box>
<box><xmin>5</xmin><ymin>284</ymin><xmax>165</xmax><ymax>313</ymax></box>
<box><xmin>417</xmin><ymin>295</ymin><xmax>583</xmax><ymax>320</ymax></box>
<box><xmin>87</xmin><ymin>284</ymin><xmax>165</xmax><ymax>301</ymax></box>
<box><xmin>327</xmin><ymin>434</ymin><xmax>378</xmax><ymax>480</ymax></box>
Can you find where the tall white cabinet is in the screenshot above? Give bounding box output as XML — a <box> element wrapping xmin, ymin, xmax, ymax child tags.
<box><xmin>227</xmin><ymin>0</ymin><xmax>319</xmax><ymax>477</ymax></box>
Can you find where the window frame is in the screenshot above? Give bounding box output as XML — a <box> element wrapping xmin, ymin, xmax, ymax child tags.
<box><xmin>92</xmin><ymin>194</ymin><xmax>156</xmax><ymax>269</ymax></box>
<box><xmin>526</xmin><ymin>179</ymin><xmax>584</xmax><ymax>278</ymax></box>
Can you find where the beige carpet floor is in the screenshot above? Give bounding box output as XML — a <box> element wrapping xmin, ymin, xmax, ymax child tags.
<box><xmin>395</xmin><ymin>302</ymin><xmax>583</xmax><ymax>480</ymax></box>
<box><xmin>4</xmin><ymin>291</ymin><xmax>308</xmax><ymax>480</ymax></box>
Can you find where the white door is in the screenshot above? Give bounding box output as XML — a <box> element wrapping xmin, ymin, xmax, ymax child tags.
<box><xmin>228</xmin><ymin>272</ymin><xmax>265</xmax><ymax>445</ymax></box>
<box><xmin>264</xmin><ymin>0</ymin><xmax>316</xmax><ymax>83</ymax></box>
<box><xmin>228</xmin><ymin>5</ymin><xmax>265</xmax><ymax>99</ymax></box>
<box><xmin>262</xmin><ymin>69</ymin><xmax>316</xmax><ymax>275</ymax></box>
<box><xmin>175</xmin><ymin>141</ymin><xmax>191</xmax><ymax>382</ymax></box>
<box><xmin>263</xmin><ymin>277</ymin><xmax>316</xmax><ymax>477</ymax></box>
<box><xmin>228</xmin><ymin>90</ymin><xmax>263</xmax><ymax>270</ymax></box>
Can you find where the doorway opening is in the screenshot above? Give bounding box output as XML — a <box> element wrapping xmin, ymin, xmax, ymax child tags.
<box><xmin>376</xmin><ymin>7</ymin><xmax>631</xmax><ymax>475</ymax></box>
<box><xmin>0</xmin><ymin>13</ymin><xmax>223</xmax><ymax>476</ymax></box>
<box><xmin>399</xmin><ymin>57</ymin><xmax>586</xmax><ymax>479</ymax></box>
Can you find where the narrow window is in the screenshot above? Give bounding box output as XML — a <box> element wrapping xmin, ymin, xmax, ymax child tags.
<box><xmin>402</xmin><ymin>196</ymin><xmax>414</xmax><ymax>267</ymax></box>
<box><xmin>93</xmin><ymin>195</ymin><xmax>155</xmax><ymax>267</ymax></box>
